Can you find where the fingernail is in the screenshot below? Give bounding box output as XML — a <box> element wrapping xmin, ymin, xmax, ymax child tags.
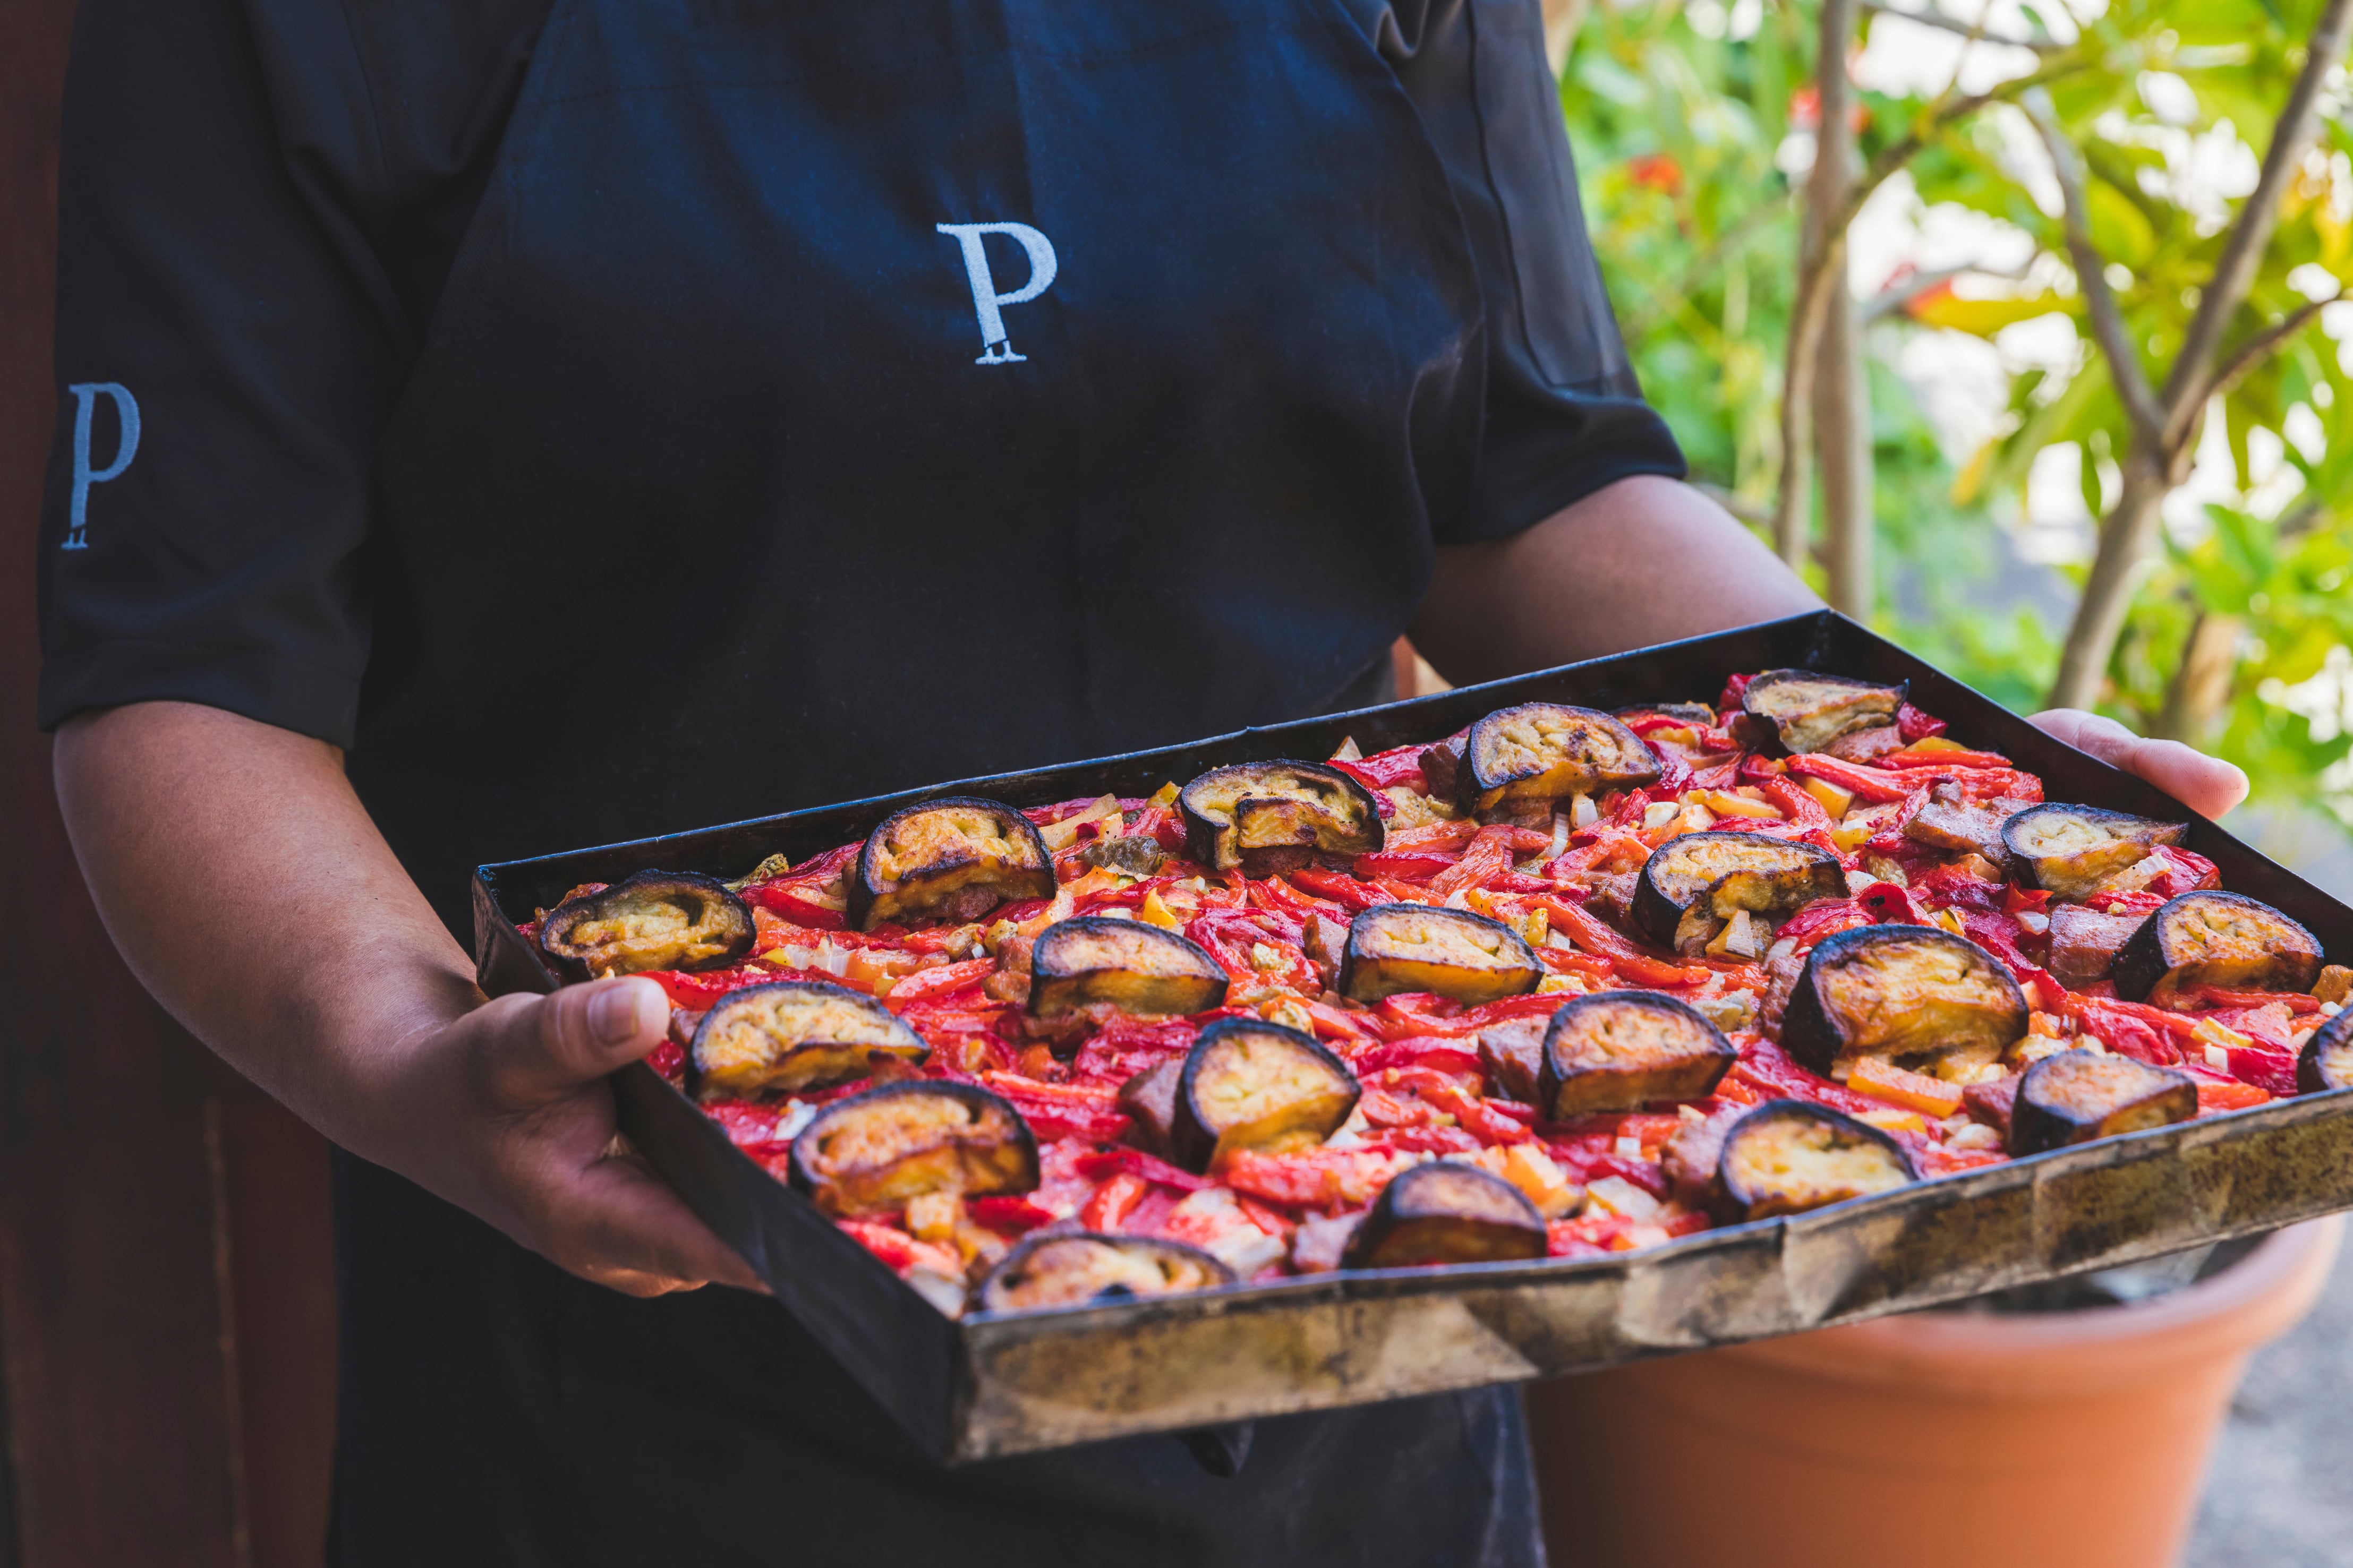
<box><xmin>590</xmin><ymin>980</ymin><xmax>655</xmax><ymax>1046</ymax></box>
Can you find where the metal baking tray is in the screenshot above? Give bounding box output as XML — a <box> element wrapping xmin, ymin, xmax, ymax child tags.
<box><xmin>472</xmin><ymin>611</ymin><xmax>2353</xmax><ymax>1463</ymax></box>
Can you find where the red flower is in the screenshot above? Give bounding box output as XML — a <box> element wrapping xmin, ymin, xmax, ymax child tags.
<box><xmin>1627</xmin><ymin>152</ymin><xmax>1684</xmax><ymax>195</ymax></box>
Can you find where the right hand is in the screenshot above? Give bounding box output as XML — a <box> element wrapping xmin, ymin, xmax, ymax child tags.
<box><xmin>376</xmin><ymin>975</ymin><xmax>769</xmax><ymax>1298</ymax></box>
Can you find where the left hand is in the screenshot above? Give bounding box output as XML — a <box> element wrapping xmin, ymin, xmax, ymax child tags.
<box><xmin>2029</xmin><ymin>709</ymin><xmax>2249</xmax><ymax>821</ymax></box>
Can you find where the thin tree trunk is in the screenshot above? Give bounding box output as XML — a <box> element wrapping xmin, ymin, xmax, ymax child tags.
<box><xmin>2156</xmin><ymin>612</ymin><xmax>2244</xmax><ymax>745</ymax></box>
<box><xmin>1817</xmin><ymin>243</ymin><xmax>1873</xmax><ymax>616</ymax></box>
<box><xmin>1776</xmin><ymin>0</ymin><xmax>1861</xmax><ymax>576</ymax></box>
<box><xmin>2048</xmin><ymin>451</ymin><xmax>2170</xmax><ymax>710</ymax></box>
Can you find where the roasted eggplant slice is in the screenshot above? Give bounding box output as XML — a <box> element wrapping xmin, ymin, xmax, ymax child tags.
<box><xmin>849</xmin><ymin>796</ymin><xmax>1054</xmax><ymax>930</ymax></box>
<box><xmin>1339</xmin><ymin>904</ymin><xmax>1542</xmax><ymax>1006</ymax></box>
<box><xmin>977</xmin><ymin>1233</ymin><xmax>1233</xmax><ymax>1314</ymax></box>
<box><xmin>1171</xmin><ymin>1019</ymin><xmax>1360</xmax><ymax>1172</ymax></box>
<box><xmin>2298</xmin><ymin>1010</ymin><xmax>2353</xmax><ymax>1094</ymax></box>
<box><xmin>1717</xmin><ymin>1100</ymin><xmax>1916</xmax><ymax>1220</ymax></box>
<box><xmin>1178</xmin><ymin>761</ymin><xmax>1384</xmax><ymax>874</ymax></box>
<box><xmin>1630</xmin><ymin>832</ymin><xmax>1845</xmax><ymax>949</ymax></box>
<box><xmin>1341</xmin><ymin>1162</ymin><xmax>1547</xmax><ymax>1269</ymax></box>
<box><xmin>1476</xmin><ymin>1015</ymin><xmax>1549</xmax><ymax>1104</ymax></box>
<box><xmin>1904</xmin><ymin>783</ymin><xmax>2034</xmax><ymax>867</ymax></box>
<box><xmin>1740</xmin><ymin>671</ymin><xmax>1905</xmax><ymax>754</ymax></box>
<box><xmin>2110</xmin><ymin>891</ymin><xmax>2324</xmax><ymax>1007</ymax></box>
<box><xmin>2001</xmin><ymin>804</ymin><xmax>2189</xmax><ymax>900</ymax></box>
<box><xmin>1539</xmin><ymin>991</ymin><xmax>1737</xmax><ymax>1118</ymax></box>
<box><xmin>689</xmin><ymin>980</ymin><xmax>928</xmax><ymax>1098</ymax></box>
<box><xmin>538</xmin><ymin>871</ymin><xmax>754</xmax><ymax>978</ymax></box>
<box><xmin>2009</xmin><ymin>1049</ymin><xmax>2197</xmax><ymax>1154</ymax></box>
<box><xmin>1461</xmin><ymin>704</ymin><xmax>1660</xmax><ymax>815</ymax></box>
<box><xmin>788</xmin><ymin>1082</ymin><xmax>1039</xmax><ymax>1218</ymax></box>
<box><xmin>1777</xmin><ymin>926</ymin><xmax>2028</xmax><ymax>1081</ymax></box>
<box><xmin>1028</xmin><ymin>917</ymin><xmax>1229</xmax><ymax>1019</ymax></box>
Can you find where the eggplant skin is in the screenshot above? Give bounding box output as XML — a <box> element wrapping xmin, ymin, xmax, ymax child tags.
<box><xmin>539</xmin><ymin>871</ymin><xmax>755</xmax><ymax>978</ymax></box>
<box><xmin>2298</xmin><ymin>1010</ymin><xmax>2353</xmax><ymax>1094</ymax></box>
<box><xmin>1116</xmin><ymin>1058</ymin><xmax>1184</xmax><ymax>1159</ymax></box>
<box><xmin>1617</xmin><ymin>702</ymin><xmax>1718</xmax><ymax>728</ymax></box>
<box><xmin>1539</xmin><ymin>991</ymin><xmax>1736</xmax><ymax>1118</ymax></box>
<box><xmin>977</xmin><ymin>1233</ymin><xmax>1233</xmax><ymax>1314</ymax></box>
<box><xmin>1028</xmin><ymin>917</ymin><xmax>1229</xmax><ymax>1018</ymax></box>
<box><xmin>689</xmin><ymin>980</ymin><xmax>929</xmax><ymax>1099</ymax></box>
<box><xmin>849</xmin><ymin>796</ymin><xmax>1054</xmax><ymax>931</ymax></box>
<box><xmin>1340</xmin><ymin>903</ymin><xmax>1542</xmax><ymax>1006</ymax></box>
<box><xmin>2009</xmin><ymin>1049</ymin><xmax>2197</xmax><ymax>1154</ymax></box>
<box><xmin>2000</xmin><ymin>804</ymin><xmax>2189</xmax><ymax>900</ymax></box>
<box><xmin>1172</xmin><ymin>1019</ymin><xmax>1360</xmax><ymax>1172</ymax></box>
<box><xmin>1178</xmin><ymin>761</ymin><xmax>1385</xmax><ymax>873</ymax></box>
<box><xmin>1778</xmin><ymin>925</ymin><xmax>2027</xmax><ymax>1081</ymax></box>
<box><xmin>1342</xmin><ymin>1162</ymin><xmax>1547</xmax><ymax>1269</ymax></box>
<box><xmin>2110</xmin><ymin>890</ymin><xmax>2324</xmax><ymax>1007</ymax></box>
<box><xmin>1716</xmin><ymin>1100</ymin><xmax>1916</xmax><ymax>1221</ymax></box>
<box><xmin>1630</xmin><ymin>832</ymin><xmax>1845</xmax><ymax>948</ymax></box>
<box><xmin>1463</xmin><ymin>704</ymin><xmax>1661</xmax><ymax>813</ymax></box>
<box><xmin>787</xmin><ymin>1082</ymin><xmax>1039</xmax><ymax>1218</ymax></box>
<box><xmin>1740</xmin><ymin>671</ymin><xmax>1905</xmax><ymax>755</ymax></box>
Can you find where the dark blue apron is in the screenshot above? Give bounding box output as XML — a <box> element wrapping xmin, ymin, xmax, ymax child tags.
<box><xmin>336</xmin><ymin>0</ymin><xmax>1539</xmax><ymax>1561</ymax></box>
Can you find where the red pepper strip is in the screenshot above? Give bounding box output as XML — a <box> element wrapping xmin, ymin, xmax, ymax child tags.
<box><xmin>1535</xmin><ymin>896</ymin><xmax>1650</xmax><ymax>962</ymax></box>
<box><xmin>889</xmin><ymin>958</ymin><xmax>996</xmax><ymax>1004</ymax></box>
<box><xmin>645</xmin><ymin>966</ymin><xmax>768</xmax><ymax>1009</ymax></box>
<box><xmin>1855</xmin><ymin>881</ymin><xmax>1928</xmax><ymax>926</ymax></box>
<box><xmin>1463</xmin><ymin>992</ymin><xmax>1583</xmax><ymax>1026</ymax></box>
<box><xmin>1332</xmin><ymin>745</ymin><xmax>1430</xmax><ymax>791</ymax></box>
<box><xmin>2226</xmin><ymin>1046</ymin><xmax>2300</xmax><ymax>1096</ymax></box>
<box><xmin>1350</xmin><ymin>1039</ymin><xmax>1486</xmax><ymax>1075</ymax></box>
<box><xmin>2196</xmin><ymin>984</ymin><xmax>2322</xmax><ymax>1015</ymax></box>
<box><xmin>1614</xmin><ymin>954</ymin><xmax>1713</xmax><ymax>987</ymax></box>
<box><xmin>1354</xmin><ymin>849</ymin><xmax>1459</xmax><ymax>882</ymax></box>
<box><xmin>1300</xmin><ymin>997</ymin><xmax>1376</xmax><ymax>1042</ymax></box>
<box><xmin>979</xmin><ymin>1071</ymin><xmax>1120</xmax><ymax>1107</ymax></box>
<box><xmin>1428</xmin><ymin>826</ymin><xmax>1518</xmax><ymax>896</ymax></box>
<box><xmin>1539</xmin><ymin>945</ymin><xmax>1614</xmax><ymax>980</ymax></box>
<box><xmin>1652</xmin><ymin>751</ymin><xmax>1695</xmax><ymax>796</ymax></box>
<box><xmin>1880</xmin><ymin>747</ymin><xmax>2014</xmax><ymax>769</ymax></box>
<box><xmin>1391</xmin><ymin>819</ymin><xmax>1484</xmax><ymax>852</ymax></box>
<box><xmin>1369</xmin><ymin>875</ymin><xmax>1439</xmax><ymax>905</ymax></box>
<box><xmin>1896</xmin><ymin>702</ymin><xmax>1948</xmax><ymax>742</ymax></box>
<box><xmin>1784</xmin><ymin>754</ymin><xmax>1916</xmax><ymax>804</ymax></box>
<box><xmin>1728</xmin><ymin>1040</ymin><xmax>1887</xmax><ymax>1118</ymax></box>
<box><xmin>1624</xmin><ymin>714</ymin><xmax>1700</xmax><ymax>736</ymax></box>
<box><xmin>2190</xmin><ymin>1074</ymin><xmax>2273</xmax><ymax>1113</ymax></box>
<box><xmin>969</xmin><ymin>1194</ymin><xmax>1059</xmax><ymax>1233</ymax></box>
<box><xmin>1419</xmin><ymin>1079</ymin><xmax>1533</xmax><ymax>1144</ymax></box>
<box><xmin>1078</xmin><ymin>1172</ymin><xmax>1149</xmax><ymax>1232</ymax></box>
<box><xmin>1249</xmin><ymin>876</ymin><xmax>1343</xmax><ymax>923</ymax></box>
<box><xmin>837</xmin><ymin>1220</ymin><xmax>933</xmax><ymax>1273</ymax></box>
<box><xmin>1221</xmin><ymin>1147</ymin><xmax>1402</xmax><ymax>1208</ymax></box>
<box><xmin>1755</xmin><ymin>774</ymin><xmax>1833</xmax><ymax>830</ymax></box>
<box><xmin>645</xmin><ymin>1039</ymin><xmax>688</xmax><ymax>1079</ymax></box>
<box><xmin>1285</xmin><ymin>867</ymin><xmax>1389</xmax><ymax>912</ymax></box>
<box><xmin>744</xmin><ymin>884</ymin><xmax>849</xmax><ymax>929</ymax></box>
<box><xmin>1072</xmin><ymin>1146</ymin><xmax>1210</xmax><ymax>1191</ymax></box>
<box><xmin>2002</xmin><ymin>885</ymin><xmax>2053</xmax><ymax>917</ymax></box>
<box><xmin>1718</xmin><ymin>673</ymin><xmax>1753</xmax><ymax>712</ymax></box>
<box><xmin>1776</xmin><ymin>898</ymin><xmax>1870</xmax><ymax>952</ymax></box>
<box><xmin>2141</xmin><ymin>845</ymin><xmax>2222</xmax><ymax>897</ymax></box>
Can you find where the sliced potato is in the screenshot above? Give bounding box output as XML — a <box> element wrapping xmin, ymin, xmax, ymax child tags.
<box><xmin>1778</xmin><ymin>926</ymin><xmax>2028</xmax><ymax>1082</ymax></box>
<box><xmin>976</xmin><ymin>1233</ymin><xmax>1232</xmax><ymax>1314</ymax></box>
<box><xmin>1740</xmin><ymin>671</ymin><xmax>1906</xmax><ymax>754</ymax></box>
<box><xmin>539</xmin><ymin>871</ymin><xmax>754</xmax><ymax>977</ymax></box>
<box><xmin>1539</xmin><ymin>991</ymin><xmax>1737</xmax><ymax>1118</ymax></box>
<box><xmin>2298</xmin><ymin>1010</ymin><xmax>2353</xmax><ymax>1094</ymax></box>
<box><xmin>1462</xmin><ymin>704</ymin><xmax>1660</xmax><ymax>815</ymax></box>
<box><xmin>1173</xmin><ymin>1019</ymin><xmax>1360</xmax><ymax>1172</ymax></box>
<box><xmin>788</xmin><ymin>1082</ymin><xmax>1038</xmax><ymax>1218</ymax></box>
<box><xmin>1029</xmin><ymin>916</ymin><xmax>1229</xmax><ymax>1018</ymax></box>
<box><xmin>2009</xmin><ymin>1049</ymin><xmax>2197</xmax><ymax>1154</ymax></box>
<box><xmin>1630</xmin><ymin>831</ymin><xmax>1845</xmax><ymax>949</ymax></box>
<box><xmin>1178</xmin><ymin>761</ymin><xmax>1384</xmax><ymax>874</ymax></box>
<box><xmin>1339</xmin><ymin>904</ymin><xmax>1542</xmax><ymax>1006</ymax></box>
<box><xmin>850</xmin><ymin>796</ymin><xmax>1054</xmax><ymax>930</ymax></box>
<box><xmin>1342</xmin><ymin>1162</ymin><xmax>1548</xmax><ymax>1269</ymax></box>
<box><xmin>2001</xmin><ymin>804</ymin><xmax>2189</xmax><ymax>900</ymax></box>
<box><xmin>2111</xmin><ymin>891</ymin><xmax>2324</xmax><ymax>1007</ymax></box>
<box><xmin>689</xmin><ymin>980</ymin><xmax>928</xmax><ymax>1098</ymax></box>
<box><xmin>1717</xmin><ymin>1100</ymin><xmax>1916</xmax><ymax>1220</ymax></box>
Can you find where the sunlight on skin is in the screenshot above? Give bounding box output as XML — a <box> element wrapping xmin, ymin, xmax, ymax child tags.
<box><xmin>2030</xmin><ymin>709</ymin><xmax>2252</xmax><ymax>822</ymax></box>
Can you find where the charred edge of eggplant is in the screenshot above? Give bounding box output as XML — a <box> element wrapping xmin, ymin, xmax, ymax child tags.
<box><xmin>1775</xmin><ymin>923</ymin><xmax>2027</xmax><ymax>1081</ymax></box>
<box><xmin>2110</xmin><ymin>890</ymin><xmax>2325</xmax><ymax>1006</ymax></box>
<box><xmin>1738</xmin><ymin>670</ymin><xmax>1906</xmax><ymax>755</ymax></box>
<box><xmin>1462</xmin><ymin>702</ymin><xmax>1661</xmax><ymax>811</ymax></box>
<box><xmin>1171</xmin><ymin>1018</ymin><xmax>1360</xmax><ymax>1173</ymax></box>
<box><xmin>1998</xmin><ymin>803</ymin><xmax>2189</xmax><ymax>898</ymax></box>
<box><xmin>1175</xmin><ymin>760</ymin><xmax>1385</xmax><ymax>872</ymax></box>
<box><xmin>847</xmin><ymin>794</ymin><xmax>1055</xmax><ymax>931</ymax></box>
<box><xmin>2299</xmin><ymin>1009</ymin><xmax>2353</xmax><ymax>1095</ymax></box>
<box><xmin>1338</xmin><ymin>902</ymin><xmax>1543</xmax><ymax>1006</ymax></box>
<box><xmin>1539</xmin><ymin>990</ymin><xmax>1736</xmax><ymax>1119</ymax></box>
<box><xmin>1341</xmin><ymin>1162</ymin><xmax>1547</xmax><ymax>1270</ymax></box>
<box><xmin>2008</xmin><ymin>1050</ymin><xmax>2198</xmax><ymax>1154</ymax></box>
<box><xmin>786</xmin><ymin>1079</ymin><xmax>1040</xmax><ymax>1217</ymax></box>
<box><xmin>1629</xmin><ymin>830</ymin><xmax>1844</xmax><ymax>949</ymax></box>
<box><xmin>1716</xmin><ymin>1099</ymin><xmax>1916</xmax><ymax>1222</ymax></box>
<box><xmin>1616</xmin><ymin>702</ymin><xmax>1718</xmax><ymax>728</ymax></box>
<box><xmin>975</xmin><ymin>1232</ymin><xmax>1236</xmax><ymax>1314</ymax></box>
<box><xmin>537</xmin><ymin>870</ymin><xmax>755</xmax><ymax>978</ymax></box>
<box><xmin>1027</xmin><ymin>915</ymin><xmax>1230</xmax><ymax>1018</ymax></box>
<box><xmin>688</xmin><ymin>978</ymin><xmax>929</xmax><ymax>1098</ymax></box>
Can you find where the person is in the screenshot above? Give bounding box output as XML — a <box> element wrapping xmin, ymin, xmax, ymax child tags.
<box><xmin>36</xmin><ymin>0</ymin><xmax>2247</xmax><ymax>1559</ymax></box>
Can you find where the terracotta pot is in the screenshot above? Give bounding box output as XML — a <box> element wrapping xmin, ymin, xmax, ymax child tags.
<box><xmin>1528</xmin><ymin>1216</ymin><xmax>2343</xmax><ymax>1568</ymax></box>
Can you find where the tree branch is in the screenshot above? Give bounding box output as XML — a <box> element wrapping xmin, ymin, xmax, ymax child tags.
<box><xmin>2206</xmin><ymin>290</ymin><xmax>2341</xmax><ymax>404</ymax></box>
<box><xmin>2023</xmin><ymin>89</ymin><xmax>2167</xmax><ymax>450</ymax></box>
<box><xmin>2161</xmin><ymin>0</ymin><xmax>2353</xmax><ymax>450</ymax></box>
<box><xmin>1858</xmin><ymin>1</ymin><xmax>2061</xmax><ymax>52</ymax></box>
<box><xmin>1862</xmin><ymin>260</ymin><xmax>2031</xmax><ymax>321</ymax></box>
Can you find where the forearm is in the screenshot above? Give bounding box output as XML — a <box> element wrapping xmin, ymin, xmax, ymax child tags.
<box><xmin>53</xmin><ymin>701</ymin><xmax>475</xmax><ymax>1150</ymax></box>
<box><xmin>1409</xmin><ymin>474</ymin><xmax>1820</xmax><ymax>684</ymax></box>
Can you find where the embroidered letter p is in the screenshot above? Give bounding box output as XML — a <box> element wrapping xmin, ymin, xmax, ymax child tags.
<box><xmin>935</xmin><ymin>222</ymin><xmax>1058</xmax><ymax>365</ymax></box>
<box><xmin>64</xmin><ymin>381</ymin><xmax>140</xmax><ymax>551</ymax></box>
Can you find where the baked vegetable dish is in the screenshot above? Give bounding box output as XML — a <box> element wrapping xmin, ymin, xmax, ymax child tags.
<box><xmin>518</xmin><ymin>673</ymin><xmax>2348</xmax><ymax>1318</ymax></box>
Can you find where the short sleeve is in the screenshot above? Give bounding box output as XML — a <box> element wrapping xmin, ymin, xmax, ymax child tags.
<box><xmin>1354</xmin><ymin>0</ymin><xmax>1686</xmax><ymax>543</ymax></box>
<box><xmin>35</xmin><ymin>0</ymin><xmax>403</xmax><ymax>744</ymax></box>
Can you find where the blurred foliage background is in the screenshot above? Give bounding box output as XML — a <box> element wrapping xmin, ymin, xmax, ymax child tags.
<box><xmin>1553</xmin><ymin>0</ymin><xmax>2353</xmax><ymax>842</ymax></box>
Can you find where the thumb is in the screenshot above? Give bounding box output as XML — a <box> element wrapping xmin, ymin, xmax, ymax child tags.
<box><xmin>484</xmin><ymin>975</ymin><xmax>669</xmax><ymax>1108</ymax></box>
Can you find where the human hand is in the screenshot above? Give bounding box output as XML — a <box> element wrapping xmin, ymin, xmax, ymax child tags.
<box><xmin>2029</xmin><ymin>709</ymin><xmax>2250</xmax><ymax>821</ymax></box>
<box><xmin>380</xmin><ymin>975</ymin><xmax>768</xmax><ymax>1298</ymax></box>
